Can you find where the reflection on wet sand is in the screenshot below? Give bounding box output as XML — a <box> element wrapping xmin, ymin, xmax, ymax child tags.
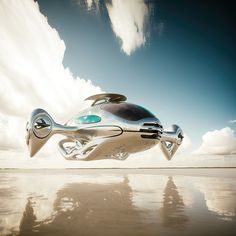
<box><xmin>19</xmin><ymin>177</ymin><xmax>142</xmax><ymax>235</ymax></box>
<box><xmin>160</xmin><ymin>177</ymin><xmax>188</xmax><ymax>228</ymax></box>
<box><xmin>194</xmin><ymin>177</ymin><xmax>236</xmax><ymax>220</ymax></box>
<box><xmin>19</xmin><ymin>198</ymin><xmax>36</xmax><ymax>234</ymax></box>
<box><xmin>0</xmin><ymin>170</ymin><xmax>236</xmax><ymax>236</ymax></box>
<box><xmin>19</xmin><ymin>176</ymin><xmax>189</xmax><ymax>235</ymax></box>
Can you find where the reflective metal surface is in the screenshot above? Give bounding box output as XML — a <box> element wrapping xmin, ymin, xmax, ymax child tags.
<box><xmin>26</xmin><ymin>93</ymin><xmax>184</xmax><ymax>160</ymax></box>
<box><xmin>85</xmin><ymin>93</ymin><xmax>127</xmax><ymax>106</ymax></box>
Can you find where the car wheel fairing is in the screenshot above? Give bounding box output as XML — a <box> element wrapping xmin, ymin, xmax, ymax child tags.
<box><xmin>159</xmin><ymin>125</ymin><xmax>184</xmax><ymax>160</ymax></box>
<box><xmin>32</xmin><ymin>115</ymin><xmax>52</xmax><ymax>139</ymax></box>
<box><xmin>58</xmin><ymin>138</ymin><xmax>103</xmax><ymax>160</ymax></box>
<box><xmin>26</xmin><ymin>109</ymin><xmax>54</xmax><ymax>157</ymax></box>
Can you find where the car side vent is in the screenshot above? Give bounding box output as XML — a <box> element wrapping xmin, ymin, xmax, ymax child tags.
<box><xmin>141</xmin><ymin>134</ymin><xmax>161</xmax><ymax>139</ymax></box>
<box><xmin>142</xmin><ymin>123</ymin><xmax>163</xmax><ymax>129</ymax></box>
<box><xmin>140</xmin><ymin>122</ymin><xmax>163</xmax><ymax>140</ymax></box>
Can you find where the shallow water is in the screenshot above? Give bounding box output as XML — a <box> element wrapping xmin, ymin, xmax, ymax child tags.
<box><xmin>0</xmin><ymin>169</ymin><xmax>236</xmax><ymax>236</ymax></box>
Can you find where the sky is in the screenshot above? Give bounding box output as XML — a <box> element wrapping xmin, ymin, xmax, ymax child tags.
<box><xmin>0</xmin><ymin>0</ymin><xmax>235</xmax><ymax>168</ymax></box>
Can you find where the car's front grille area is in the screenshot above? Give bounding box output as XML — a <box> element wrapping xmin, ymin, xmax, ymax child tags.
<box><xmin>140</xmin><ymin>122</ymin><xmax>163</xmax><ymax>140</ymax></box>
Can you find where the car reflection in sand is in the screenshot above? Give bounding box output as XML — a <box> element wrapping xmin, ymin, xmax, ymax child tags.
<box><xmin>0</xmin><ymin>170</ymin><xmax>236</xmax><ymax>236</ymax></box>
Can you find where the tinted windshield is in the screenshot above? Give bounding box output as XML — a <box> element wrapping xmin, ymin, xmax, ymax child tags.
<box><xmin>75</xmin><ymin>115</ymin><xmax>101</xmax><ymax>124</ymax></box>
<box><xmin>102</xmin><ymin>103</ymin><xmax>155</xmax><ymax>121</ymax></box>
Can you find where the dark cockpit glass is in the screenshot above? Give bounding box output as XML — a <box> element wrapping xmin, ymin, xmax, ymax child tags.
<box><xmin>102</xmin><ymin>103</ymin><xmax>156</xmax><ymax>121</ymax></box>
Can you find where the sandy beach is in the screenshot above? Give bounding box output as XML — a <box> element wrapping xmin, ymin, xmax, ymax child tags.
<box><xmin>0</xmin><ymin>168</ymin><xmax>236</xmax><ymax>235</ymax></box>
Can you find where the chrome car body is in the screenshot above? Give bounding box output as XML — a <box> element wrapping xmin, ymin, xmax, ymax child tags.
<box><xmin>26</xmin><ymin>93</ymin><xmax>184</xmax><ymax>161</ymax></box>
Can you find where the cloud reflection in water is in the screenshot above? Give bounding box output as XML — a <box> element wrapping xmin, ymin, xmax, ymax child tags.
<box><xmin>0</xmin><ymin>170</ymin><xmax>236</xmax><ymax>236</ymax></box>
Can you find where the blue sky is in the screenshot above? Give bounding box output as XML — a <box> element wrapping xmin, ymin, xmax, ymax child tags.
<box><xmin>37</xmin><ymin>0</ymin><xmax>236</xmax><ymax>149</ymax></box>
<box><xmin>0</xmin><ymin>0</ymin><xmax>235</xmax><ymax>167</ymax></box>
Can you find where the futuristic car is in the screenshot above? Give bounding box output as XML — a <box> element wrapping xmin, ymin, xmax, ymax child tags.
<box><xmin>26</xmin><ymin>93</ymin><xmax>184</xmax><ymax>161</ymax></box>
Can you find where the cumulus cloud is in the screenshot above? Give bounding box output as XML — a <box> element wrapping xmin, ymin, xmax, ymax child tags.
<box><xmin>76</xmin><ymin>0</ymin><xmax>100</xmax><ymax>12</ymax></box>
<box><xmin>106</xmin><ymin>0</ymin><xmax>149</xmax><ymax>55</ymax></box>
<box><xmin>0</xmin><ymin>0</ymin><xmax>101</xmax><ymax>150</ymax></box>
<box><xmin>194</xmin><ymin>127</ymin><xmax>236</xmax><ymax>155</ymax></box>
<box><xmin>76</xmin><ymin>0</ymin><xmax>150</xmax><ymax>55</ymax></box>
<box><xmin>178</xmin><ymin>133</ymin><xmax>192</xmax><ymax>152</ymax></box>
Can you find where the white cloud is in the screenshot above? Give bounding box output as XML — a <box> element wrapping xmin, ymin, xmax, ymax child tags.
<box><xmin>179</xmin><ymin>133</ymin><xmax>192</xmax><ymax>152</ymax></box>
<box><xmin>0</xmin><ymin>0</ymin><xmax>101</xmax><ymax>150</ymax></box>
<box><xmin>229</xmin><ymin>119</ymin><xmax>236</xmax><ymax>124</ymax></box>
<box><xmin>194</xmin><ymin>127</ymin><xmax>236</xmax><ymax>155</ymax></box>
<box><xmin>106</xmin><ymin>0</ymin><xmax>149</xmax><ymax>55</ymax></box>
<box><xmin>86</xmin><ymin>0</ymin><xmax>93</xmax><ymax>9</ymax></box>
<box><xmin>76</xmin><ymin>0</ymin><xmax>100</xmax><ymax>13</ymax></box>
<box><xmin>194</xmin><ymin>177</ymin><xmax>236</xmax><ymax>218</ymax></box>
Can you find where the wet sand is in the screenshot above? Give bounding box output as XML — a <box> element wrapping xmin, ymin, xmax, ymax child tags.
<box><xmin>0</xmin><ymin>168</ymin><xmax>236</xmax><ymax>235</ymax></box>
